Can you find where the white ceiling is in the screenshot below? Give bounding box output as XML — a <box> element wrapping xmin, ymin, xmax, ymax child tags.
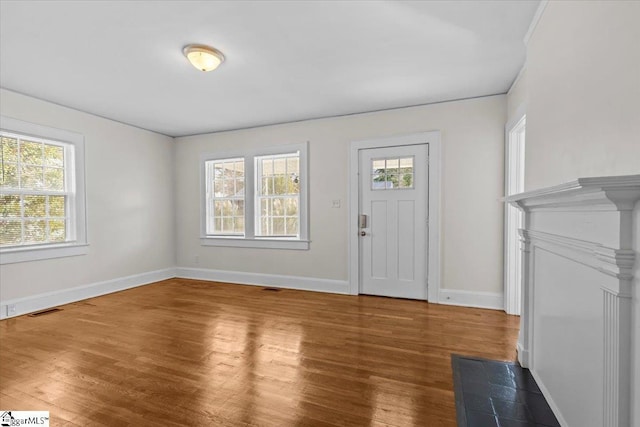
<box><xmin>0</xmin><ymin>1</ymin><xmax>539</xmax><ymax>137</ymax></box>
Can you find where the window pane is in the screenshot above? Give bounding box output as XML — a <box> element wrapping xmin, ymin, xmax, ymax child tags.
<box><xmin>44</xmin><ymin>145</ymin><xmax>64</xmax><ymax>167</ymax></box>
<box><xmin>44</xmin><ymin>167</ymin><xmax>64</xmax><ymax>190</ymax></box>
<box><xmin>1</xmin><ymin>137</ymin><xmax>18</xmax><ymax>162</ymax></box>
<box><xmin>287</xmin><ymin>177</ymin><xmax>299</xmax><ymax>194</ymax></box>
<box><xmin>260</xmin><ymin>198</ymin><xmax>268</xmax><ymax>216</ymax></box>
<box><xmin>272</xmin><ymin>198</ymin><xmax>284</xmax><ymax>216</ymax></box>
<box><xmin>386</xmin><ymin>174</ymin><xmax>398</xmax><ymax>188</ymax></box>
<box><xmin>0</xmin><ymin>219</ymin><xmax>22</xmax><ymax>246</ymax></box>
<box><xmin>213</xmin><ymin>200</ymin><xmax>224</xmax><ymax>216</ymax></box>
<box><xmin>399</xmin><ymin>157</ymin><xmax>414</xmax><ymax>189</ymax></box>
<box><xmin>233</xmin><ymin>160</ymin><xmax>244</xmax><ymax>176</ymax></box>
<box><xmin>286</xmin><ymin>217</ymin><xmax>298</xmax><ymax>235</ymax></box>
<box><xmin>49</xmin><ymin>195</ymin><xmax>65</xmax><ymax>217</ymax></box>
<box><xmin>273</xmin><ymin>158</ymin><xmax>286</xmax><ymax>175</ymax></box>
<box><xmin>261</xmin><ymin>177</ymin><xmax>271</xmax><ymax>195</ymax></box>
<box><xmin>261</xmin><ymin>159</ymin><xmax>273</xmax><ymax>176</ymax></box>
<box><xmin>24</xmin><ymin>219</ymin><xmax>46</xmax><ymax>242</ymax></box>
<box><xmin>232</xmin><ymin>200</ymin><xmax>244</xmax><ymax>216</ymax></box>
<box><xmin>49</xmin><ymin>219</ymin><xmax>66</xmax><ymax>242</ymax></box>
<box><xmin>21</xmin><ymin>165</ymin><xmax>44</xmax><ymax>189</ymax></box>
<box><xmin>399</xmin><ymin>173</ymin><xmax>413</xmax><ymax>188</ymax></box>
<box><xmin>285</xmin><ymin>198</ymin><xmax>298</xmax><ymax>216</ymax></box>
<box><xmin>273</xmin><ymin>176</ymin><xmax>288</xmax><ymax>194</ymax></box>
<box><xmin>286</xmin><ymin>157</ymin><xmax>299</xmax><ymax>175</ymax></box>
<box><xmin>214</xmin><ymin>179</ymin><xmax>235</xmax><ymax>197</ymax></box>
<box><xmin>1</xmin><ymin>162</ymin><xmax>18</xmax><ymax>188</ymax></box>
<box><xmin>400</xmin><ymin>157</ymin><xmax>413</xmax><ymax>168</ymax></box>
<box><xmin>235</xmin><ymin>178</ymin><xmax>244</xmax><ymax>196</ymax></box>
<box><xmin>234</xmin><ymin>217</ymin><xmax>244</xmax><ymax>234</ymax></box>
<box><xmin>272</xmin><ymin>217</ymin><xmax>285</xmax><ymax>235</ymax></box>
<box><xmin>20</xmin><ymin>140</ymin><xmax>43</xmax><ymax>165</ymax></box>
<box><xmin>0</xmin><ymin>195</ymin><xmax>21</xmax><ymax>217</ymax></box>
<box><xmin>386</xmin><ymin>158</ymin><xmax>399</xmax><ymax>173</ymax></box>
<box><xmin>372</xmin><ymin>159</ymin><xmax>385</xmax><ymax>174</ymax></box>
<box><xmin>223</xmin><ymin>217</ymin><xmax>235</xmax><ymax>233</ymax></box>
<box><xmin>372</xmin><ymin>174</ymin><xmax>393</xmax><ymax>189</ymax></box>
<box><xmin>23</xmin><ymin>195</ymin><xmax>46</xmax><ymax>217</ymax></box>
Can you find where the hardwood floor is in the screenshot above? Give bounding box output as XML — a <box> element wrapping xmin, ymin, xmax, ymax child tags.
<box><xmin>0</xmin><ymin>279</ymin><xmax>519</xmax><ymax>426</ymax></box>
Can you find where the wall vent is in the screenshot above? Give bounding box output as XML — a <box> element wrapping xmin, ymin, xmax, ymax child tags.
<box><xmin>28</xmin><ymin>308</ymin><xmax>62</xmax><ymax>317</ymax></box>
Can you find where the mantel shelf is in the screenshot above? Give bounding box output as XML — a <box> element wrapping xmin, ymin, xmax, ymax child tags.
<box><xmin>505</xmin><ymin>174</ymin><xmax>640</xmax><ymax>211</ymax></box>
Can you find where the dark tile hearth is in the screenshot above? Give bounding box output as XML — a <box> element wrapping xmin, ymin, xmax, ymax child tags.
<box><xmin>452</xmin><ymin>354</ymin><xmax>560</xmax><ymax>427</ymax></box>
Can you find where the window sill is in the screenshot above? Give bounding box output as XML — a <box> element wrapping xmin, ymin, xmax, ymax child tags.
<box><xmin>0</xmin><ymin>243</ymin><xmax>89</xmax><ymax>264</ymax></box>
<box><xmin>200</xmin><ymin>237</ymin><xmax>310</xmax><ymax>250</ymax></box>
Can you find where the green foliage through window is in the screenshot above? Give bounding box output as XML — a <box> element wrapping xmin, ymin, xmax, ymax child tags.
<box><xmin>371</xmin><ymin>157</ymin><xmax>414</xmax><ymax>190</ymax></box>
<box><xmin>0</xmin><ymin>133</ymin><xmax>69</xmax><ymax>247</ymax></box>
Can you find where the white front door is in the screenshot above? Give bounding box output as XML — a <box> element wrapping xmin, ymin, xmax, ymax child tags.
<box><xmin>359</xmin><ymin>144</ymin><xmax>428</xmax><ymax>299</ymax></box>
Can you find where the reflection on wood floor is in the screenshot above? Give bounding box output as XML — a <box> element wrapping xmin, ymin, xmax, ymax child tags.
<box><xmin>0</xmin><ymin>279</ymin><xmax>519</xmax><ymax>426</ymax></box>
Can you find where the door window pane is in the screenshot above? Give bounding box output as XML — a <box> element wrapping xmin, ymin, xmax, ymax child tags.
<box><xmin>371</xmin><ymin>157</ymin><xmax>414</xmax><ymax>190</ymax></box>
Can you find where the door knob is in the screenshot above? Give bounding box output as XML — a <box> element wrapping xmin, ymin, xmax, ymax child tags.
<box><xmin>360</xmin><ymin>230</ymin><xmax>367</xmax><ymax>236</ymax></box>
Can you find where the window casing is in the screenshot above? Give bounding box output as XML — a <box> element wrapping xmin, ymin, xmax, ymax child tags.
<box><xmin>0</xmin><ymin>116</ymin><xmax>87</xmax><ymax>264</ymax></box>
<box><xmin>201</xmin><ymin>142</ymin><xmax>309</xmax><ymax>250</ymax></box>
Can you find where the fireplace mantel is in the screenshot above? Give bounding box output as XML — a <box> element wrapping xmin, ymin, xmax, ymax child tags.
<box><xmin>506</xmin><ymin>174</ymin><xmax>640</xmax><ymax>427</ymax></box>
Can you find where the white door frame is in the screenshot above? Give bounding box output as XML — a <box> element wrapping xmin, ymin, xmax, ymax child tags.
<box><xmin>503</xmin><ymin>106</ymin><xmax>526</xmax><ymax>315</ymax></box>
<box><xmin>348</xmin><ymin>131</ymin><xmax>441</xmax><ymax>302</ymax></box>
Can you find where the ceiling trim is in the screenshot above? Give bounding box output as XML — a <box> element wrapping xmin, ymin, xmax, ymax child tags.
<box><xmin>507</xmin><ymin>64</ymin><xmax>527</xmax><ymax>97</ymax></box>
<box><xmin>176</xmin><ymin>92</ymin><xmax>508</xmax><ymax>138</ymax></box>
<box><xmin>524</xmin><ymin>0</ymin><xmax>549</xmax><ymax>45</ymax></box>
<box><xmin>4</xmin><ymin>87</ymin><xmax>508</xmax><ymax>139</ymax></box>
<box><xmin>0</xmin><ymin>87</ymin><xmax>173</xmax><ymax>138</ymax></box>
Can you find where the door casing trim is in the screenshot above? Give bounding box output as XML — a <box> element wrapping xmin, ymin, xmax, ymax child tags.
<box><xmin>348</xmin><ymin>131</ymin><xmax>442</xmax><ymax>302</ymax></box>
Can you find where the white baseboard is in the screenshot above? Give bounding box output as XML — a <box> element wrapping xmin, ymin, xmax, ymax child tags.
<box><xmin>175</xmin><ymin>267</ymin><xmax>350</xmax><ymax>295</ymax></box>
<box><xmin>517</xmin><ymin>343</ymin><xmax>530</xmax><ymax>368</ymax></box>
<box><xmin>0</xmin><ymin>268</ymin><xmax>501</xmax><ymax>319</ymax></box>
<box><xmin>0</xmin><ymin>267</ymin><xmax>176</xmax><ymax>319</ymax></box>
<box><xmin>438</xmin><ymin>289</ymin><xmax>504</xmax><ymax>310</ymax></box>
<box><xmin>530</xmin><ymin>368</ymin><xmax>569</xmax><ymax>427</ymax></box>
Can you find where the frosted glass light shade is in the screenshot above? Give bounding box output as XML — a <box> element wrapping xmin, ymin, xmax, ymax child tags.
<box><xmin>183</xmin><ymin>44</ymin><xmax>225</xmax><ymax>72</ymax></box>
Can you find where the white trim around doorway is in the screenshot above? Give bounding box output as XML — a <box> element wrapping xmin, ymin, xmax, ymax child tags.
<box><xmin>504</xmin><ymin>104</ymin><xmax>526</xmax><ymax>315</ymax></box>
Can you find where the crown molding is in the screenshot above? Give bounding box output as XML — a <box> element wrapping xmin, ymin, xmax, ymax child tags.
<box><xmin>524</xmin><ymin>0</ymin><xmax>549</xmax><ymax>46</ymax></box>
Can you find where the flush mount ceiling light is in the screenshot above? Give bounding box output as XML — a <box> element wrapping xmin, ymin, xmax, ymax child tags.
<box><xmin>183</xmin><ymin>44</ymin><xmax>225</xmax><ymax>72</ymax></box>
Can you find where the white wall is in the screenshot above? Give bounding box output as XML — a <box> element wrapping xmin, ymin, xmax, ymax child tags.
<box><xmin>520</xmin><ymin>1</ymin><xmax>640</xmax><ymax>425</ymax></box>
<box><xmin>175</xmin><ymin>95</ymin><xmax>506</xmax><ymax>296</ymax></box>
<box><xmin>525</xmin><ymin>1</ymin><xmax>640</xmax><ymax>191</ymax></box>
<box><xmin>507</xmin><ymin>67</ymin><xmax>526</xmax><ymax>123</ymax></box>
<box><xmin>0</xmin><ymin>89</ymin><xmax>175</xmax><ymax>302</ymax></box>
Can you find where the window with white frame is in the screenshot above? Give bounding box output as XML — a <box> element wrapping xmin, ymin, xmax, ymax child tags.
<box><xmin>206</xmin><ymin>158</ymin><xmax>245</xmax><ymax>236</ymax></box>
<box><xmin>0</xmin><ymin>116</ymin><xmax>87</xmax><ymax>264</ymax></box>
<box><xmin>201</xmin><ymin>143</ymin><xmax>308</xmax><ymax>250</ymax></box>
<box><xmin>255</xmin><ymin>153</ymin><xmax>300</xmax><ymax>237</ymax></box>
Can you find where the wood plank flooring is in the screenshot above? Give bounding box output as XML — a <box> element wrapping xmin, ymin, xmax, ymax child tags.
<box><xmin>0</xmin><ymin>279</ymin><xmax>519</xmax><ymax>426</ymax></box>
